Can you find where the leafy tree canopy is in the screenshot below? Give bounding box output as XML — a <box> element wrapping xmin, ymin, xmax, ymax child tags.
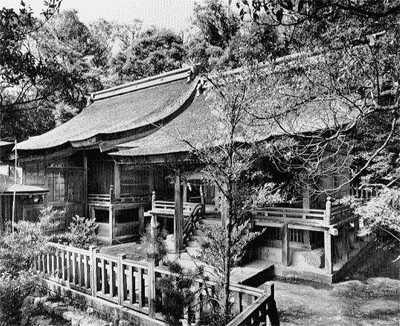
<box><xmin>0</xmin><ymin>0</ymin><xmax>64</xmax><ymax>141</ymax></box>
<box><xmin>187</xmin><ymin>0</ymin><xmax>285</xmax><ymax>70</ymax></box>
<box><xmin>109</xmin><ymin>28</ymin><xmax>186</xmax><ymax>84</ymax></box>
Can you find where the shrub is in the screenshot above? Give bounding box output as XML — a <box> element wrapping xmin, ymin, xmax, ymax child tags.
<box><xmin>140</xmin><ymin>223</ymin><xmax>167</xmax><ymax>265</ymax></box>
<box><xmin>0</xmin><ymin>215</ymin><xmax>51</xmax><ymax>275</ymax></box>
<box><xmin>66</xmin><ymin>215</ymin><xmax>98</xmax><ymax>249</ymax></box>
<box><xmin>154</xmin><ymin>261</ymin><xmax>202</xmax><ymax>326</ymax></box>
<box><xmin>0</xmin><ymin>270</ymin><xmax>36</xmax><ymax>326</ymax></box>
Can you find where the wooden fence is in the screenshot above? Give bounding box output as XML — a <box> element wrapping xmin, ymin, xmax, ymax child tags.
<box><xmin>34</xmin><ymin>243</ymin><xmax>276</xmax><ymax>325</ymax></box>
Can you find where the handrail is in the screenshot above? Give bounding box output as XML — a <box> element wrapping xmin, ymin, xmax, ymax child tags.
<box><xmin>35</xmin><ymin>243</ymin><xmax>274</xmax><ymax>325</ymax></box>
<box><xmin>151</xmin><ymin>200</ymin><xmax>201</xmax><ymax>216</ymax></box>
<box><xmin>88</xmin><ymin>193</ymin><xmax>151</xmax><ymax>204</ymax></box>
<box><xmin>253</xmin><ymin>204</ymin><xmax>354</xmax><ymax>226</ymax></box>
<box><xmin>182</xmin><ymin>203</ymin><xmax>204</xmax><ymax>245</ymax></box>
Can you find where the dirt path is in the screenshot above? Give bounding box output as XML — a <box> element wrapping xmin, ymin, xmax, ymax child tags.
<box><xmin>274</xmin><ymin>278</ymin><xmax>400</xmax><ymax>326</ymax></box>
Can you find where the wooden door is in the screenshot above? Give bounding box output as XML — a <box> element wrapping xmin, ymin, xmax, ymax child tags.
<box><xmin>66</xmin><ymin>169</ymin><xmax>85</xmax><ymax>222</ymax></box>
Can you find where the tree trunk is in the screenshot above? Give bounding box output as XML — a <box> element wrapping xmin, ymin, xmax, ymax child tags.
<box><xmin>222</xmin><ymin>198</ymin><xmax>234</xmax><ymax>325</ymax></box>
<box><xmin>223</xmin><ymin>228</ymin><xmax>231</xmax><ymax>324</ymax></box>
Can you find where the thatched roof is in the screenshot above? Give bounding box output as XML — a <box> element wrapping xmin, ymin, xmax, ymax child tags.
<box><xmin>111</xmin><ymin>87</ymin><xmax>356</xmax><ymax>160</ymax></box>
<box><xmin>17</xmin><ymin>67</ymin><xmax>197</xmax><ymax>152</ymax></box>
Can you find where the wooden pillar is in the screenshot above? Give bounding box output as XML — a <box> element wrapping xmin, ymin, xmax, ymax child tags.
<box><xmin>325</xmin><ymin>197</ymin><xmax>332</xmax><ymax>224</ymax></box>
<box><xmin>324</xmin><ymin>230</ymin><xmax>333</xmax><ymax>274</ymax></box>
<box><xmin>200</xmin><ymin>185</ymin><xmax>205</xmax><ymax>207</ymax></box>
<box><xmin>353</xmin><ymin>217</ymin><xmax>359</xmax><ymax>243</ymax></box>
<box><xmin>114</xmin><ymin>163</ymin><xmax>121</xmax><ymax>199</ymax></box>
<box><xmin>151</xmin><ymin>191</ymin><xmax>156</xmax><ymax>211</ymax></box>
<box><xmin>150</xmin><ymin>213</ymin><xmax>157</xmax><ymax>238</ymax></box>
<box><xmin>138</xmin><ymin>206</ymin><xmax>145</xmax><ymax>235</ymax></box>
<box><xmin>148</xmin><ymin>260</ymin><xmax>156</xmax><ymax>318</ymax></box>
<box><xmin>109</xmin><ymin>207</ymin><xmax>115</xmax><ymax>244</ymax></box>
<box><xmin>183</xmin><ymin>182</ymin><xmax>188</xmax><ymax>203</ymax></box>
<box><xmin>149</xmin><ymin>167</ymin><xmax>154</xmax><ymax>195</ymax></box>
<box><xmin>343</xmin><ymin>224</ymin><xmax>350</xmax><ymax>261</ymax></box>
<box><xmin>174</xmin><ymin>170</ymin><xmax>183</xmax><ymax>252</ymax></box>
<box><xmin>89</xmin><ymin>246</ymin><xmax>99</xmax><ymax>297</ymax></box>
<box><xmin>117</xmin><ymin>253</ymin><xmax>126</xmax><ymax>305</ymax></box>
<box><xmin>282</xmin><ymin>223</ymin><xmax>290</xmax><ymax>266</ymax></box>
<box><xmin>302</xmin><ymin>185</ymin><xmax>311</xmax><ymax>248</ymax></box>
<box><xmin>83</xmin><ymin>152</ymin><xmax>88</xmax><ymax>217</ymax></box>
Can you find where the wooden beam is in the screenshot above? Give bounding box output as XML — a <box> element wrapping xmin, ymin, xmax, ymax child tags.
<box><xmin>114</xmin><ymin>163</ymin><xmax>121</xmax><ymax>199</ymax></box>
<box><xmin>281</xmin><ymin>223</ymin><xmax>290</xmax><ymax>266</ymax></box>
<box><xmin>109</xmin><ymin>207</ymin><xmax>115</xmax><ymax>244</ymax></box>
<box><xmin>174</xmin><ymin>170</ymin><xmax>183</xmax><ymax>252</ymax></box>
<box><xmin>324</xmin><ymin>231</ymin><xmax>333</xmax><ymax>274</ymax></box>
<box><xmin>183</xmin><ymin>182</ymin><xmax>188</xmax><ymax>203</ymax></box>
<box><xmin>353</xmin><ymin>217</ymin><xmax>359</xmax><ymax>243</ymax></box>
<box><xmin>302</xmin><ymin>185</ymin><xmax>311</xmax><ymax>248</ymax></box>
<box><xmin>343</xmin><ymin>224</ymin><xmax>350</xmax><ymax>261</ymax></box>
<box><xmin>83</xmin><ymin>152</ymin><xmax>88</xmax><ymax>217</ymax></box>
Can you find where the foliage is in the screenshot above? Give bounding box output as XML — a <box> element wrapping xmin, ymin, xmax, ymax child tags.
<box><xmin>154</xmin><ymin>261</ymin><xmax>202</xmax><ymax>326</ymax></box>
<box><xmin>65</xmin><ymin>215</ymin><xmax>98</xmax><ymax>249</ymax></box>
<box><xmin>357</xmin><ymin>188</ymin><xmax>400</xmax><ymax>248</ymax></box>
<box><xmin>110</xmin><ymin>28</ymin><xmax>186</xmax><ymax>84</ymax></box>
<box><xmin>188</xmin><ymin>0</ymin><xmax>284</xmax><ymax>70</ymax></box>
<box><xmin>0</xmin><ymin>1</ymin><xmax>84</xmax><ymax>141</ymax></box>
<box><xmin>192</xmin><ymin>0</ymin><xmax>240</xmax><ymax>49</ymax></box>
<box><xmin>33</xmin><ymin>9</ymin><xmax>105</xmax><ymax>112</ymax></box>
<box><xmin>0</xmin><ymin>210</ymin><xmax>52</xmax><ymax>276</ymax></box>
<box><xmin>140</xmin><ymin>223</ymin><xmax>167</xmax><ymax>265</ymax></box>
<box><xmin>197</xmin><ymin>222</ymin><xmax>258</xmax><ymax>280</ymax></box>
<box><xmin>181</xmin><ymin>69</ymin><xmax>291</xmax><ymax>323</ymax></box>
<box><xmin>0</xmin><ymin>206</ymin><xmax>52</xmax><ymax>325</ymax></box>
<box><xmin>0</xmin><ymin>270</ymin><xmax>37</xmax><ymax>326</ymax></box>
<box><xmin>195</xmin><ymin>222</ymin><xmax>260</xmax><ymax>325</ymax></box>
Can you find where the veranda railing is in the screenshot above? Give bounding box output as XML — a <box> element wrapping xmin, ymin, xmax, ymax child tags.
<box><xmin>34</xmin><ymin>243</ymin><xmax>277</xmax><ymax>325</ymax></box>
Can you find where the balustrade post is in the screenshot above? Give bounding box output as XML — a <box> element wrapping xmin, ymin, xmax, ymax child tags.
<box><xmin>152</xmin><ymin>191</ymin><xmax>156</xmax><ymax>211</ymax></box>
<box><xmin>325</xmin><ymin>197</ymin><xmax>332</xmax><ymax>224</ymax></box>
<box><xmin>148</xmin><ymin>260</ymin><xmax>156</xmax><ymax>318</ymax></box>
<box><xmin>89</xmin><ymin>246</ymin><xmax>99</xmax><ymax>297</ymax></box>
<box><xmin>281</xmin><ymin>223</ymin><xmax>290</xmax><ymax>266</ymax></box>
<box><xmin>110</xmin><ymin>185</ymin><xmax>115</xmax><ymax>204</ymax></box>
<box><xmin>324</xmin><ymin>231</ymin><xmax>333</xmax><ymax>274</ymax></box>
<box><xmin>118</xmin><ymin>254</ymin><xmax>127</xmax><ymax>305</ymax></box>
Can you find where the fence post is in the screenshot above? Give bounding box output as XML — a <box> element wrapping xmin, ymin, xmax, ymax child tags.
<box><xmin>89</xmin><ymin>246</ymin><xmax>99</xmax><ymax>297</ymax></box>
<box><xmin>118</xmin><ymin>254</ymin><xmax>126</xmax><ymax>305</ymax></box>
<box><xmin>281</xmin><ymin>223</ymin><xmax>290</xmax><ymax>266</ymax></box>
<box><xmin>148</xmin><ymin>260</ymin><xmax>156</xmax><ymax>318</ymax></box>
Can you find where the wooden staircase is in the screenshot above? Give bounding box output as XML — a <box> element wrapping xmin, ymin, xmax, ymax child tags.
<box><xmin>182</xmin><ymin>203</ymin><xmax>204</xmax><ymax>246</ymax></box>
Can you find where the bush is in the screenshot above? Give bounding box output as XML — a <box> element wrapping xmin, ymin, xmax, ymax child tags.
<box><xmin>65</xmin><ymin>215</ymin><xmax>98</xmax><ymax>249</ymax></box>
<box><xmin>0</xmin><ymin>215</ymin><xmax>51</xmax><ymax>275</ymax></box>
<box><xmin>154</xmin><ymin>261</ymin><xmax>202</xmax><ymax>326</ymax></box>
<box><xmin>0</xmin><ymin>271</ymin><xmax>36</xmax><ymax>326</ymax></box>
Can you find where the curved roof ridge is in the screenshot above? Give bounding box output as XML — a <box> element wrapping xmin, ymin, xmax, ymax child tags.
<box><xmin>91</xmin><ymin>66</ymin><xmax>195</xmax><ymax>101</ymax></box>
<box><xmin>17</xmin><ymin>73</ymin><xmax>200</xmax><ymax>152</ymax></box>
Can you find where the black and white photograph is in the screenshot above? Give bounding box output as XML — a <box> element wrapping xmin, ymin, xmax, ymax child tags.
<box><xmin>0</xmin><ymin>0</ymin><xmax>399</xmax><ymax>325</ymax></box>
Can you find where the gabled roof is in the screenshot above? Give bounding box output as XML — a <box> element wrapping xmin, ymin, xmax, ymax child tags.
<box><xmin>17</xmin><ymin>67</ymin><xmax>198</xmax><ymax>152</ymax></box>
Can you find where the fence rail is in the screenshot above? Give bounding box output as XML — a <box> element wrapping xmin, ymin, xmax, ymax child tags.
<box><xmin>35</xmin><ymin>243</ymin><xmax>276</xmax><ymax>325</ymax></box>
